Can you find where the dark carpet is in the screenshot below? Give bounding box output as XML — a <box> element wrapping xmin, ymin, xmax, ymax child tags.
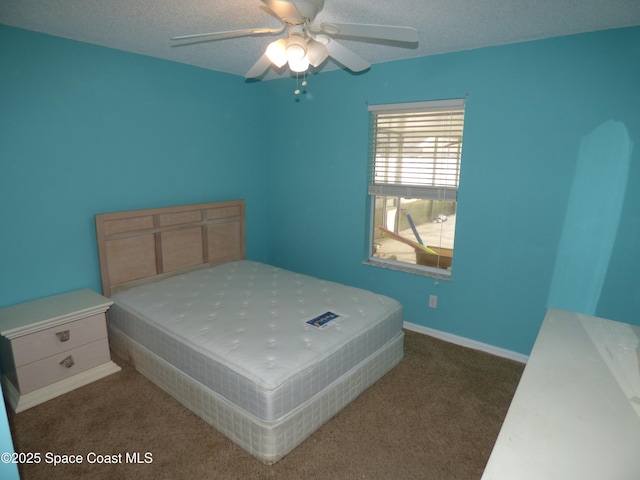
<box><xmin>7</xmin><ymin>330</ymin><xmax>524</xmax><ymax>480</ymax></box>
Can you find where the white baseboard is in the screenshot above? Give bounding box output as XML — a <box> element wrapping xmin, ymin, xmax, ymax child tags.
<box><xmin>403</xmin><ymin>322</ymin><xmax>529</xmax><ymax>364</ymax></box>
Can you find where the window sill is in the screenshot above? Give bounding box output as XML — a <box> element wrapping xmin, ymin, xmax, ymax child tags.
<box><xmin>363</xmin><ymin>257</ymin><xmax>452</xmax><ymax>280</ymax></box>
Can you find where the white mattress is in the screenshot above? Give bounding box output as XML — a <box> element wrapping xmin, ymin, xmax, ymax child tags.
<box><xmin>109</xmin><ymin>261</ymin><xmax>404</xmax><ymax>423</ymax></box>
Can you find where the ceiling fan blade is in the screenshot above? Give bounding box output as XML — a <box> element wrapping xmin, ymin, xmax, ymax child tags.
<box><xmin>245</xmin><ymin>54</ymin><xmax>273</xmax><ymax>79</ymax></box>
<box><xmin>171</xmin><ymin>25</ymin><xmax>284</xmax><ymax>43</ymax></box>
<box><xmin>317</xmin><ymin>23</ymin><xmax>419</xmax><ymax>43</ymax></box>
<box><xmin>325</xmin><ymin>39</ymin><xmax>370</xmax><ymax>73</ymax></box>
<box><xmin>262</xmin><ymin>0</ymin><xmax>305</xmax><ymax>23</ymax></box>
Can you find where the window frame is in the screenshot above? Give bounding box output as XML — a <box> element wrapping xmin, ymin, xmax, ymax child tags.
<box><xmin>365</xmin><ymin>98</ymin><xmax>466</xmax><ymax>279</ymax></box>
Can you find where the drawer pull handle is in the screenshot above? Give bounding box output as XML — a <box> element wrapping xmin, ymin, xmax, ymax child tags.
<box><xmin>56</xmin><ymin>330</ymin><xmax>70</xmax><ymax>342</ymax></box>
<box><xmin>59</xmin><ymin>355</ymin><xmax>75</xmax><ymax>368</ymax></box>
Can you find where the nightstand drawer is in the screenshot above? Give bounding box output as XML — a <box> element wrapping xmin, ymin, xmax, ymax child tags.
<box><xmin>11</xmin><ymin>313</ymin><xmax>107</xmax><ymax>367</ymax></box>
<box><xmin>15</xmin><ymin>339</ymin><xmax>112</xmax><ymax>394</ymax></box>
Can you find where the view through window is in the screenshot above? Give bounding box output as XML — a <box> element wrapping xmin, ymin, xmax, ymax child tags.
<box><xmin>367</xmin><ymin>99</ymin><xmax>465</xmax><ymax>276</ymax></box>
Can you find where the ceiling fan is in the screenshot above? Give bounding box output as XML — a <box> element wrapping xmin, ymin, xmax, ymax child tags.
<box><xmin>171</xmin><ymin>0</ymin><xmax>419</xmax><ymax>79</ymax></box>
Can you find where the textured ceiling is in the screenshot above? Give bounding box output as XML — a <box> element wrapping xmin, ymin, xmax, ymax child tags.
<box><xmin>2</xmin><ymin>0</ymin><xmax>640</xmax><ymax>79</ymax></box>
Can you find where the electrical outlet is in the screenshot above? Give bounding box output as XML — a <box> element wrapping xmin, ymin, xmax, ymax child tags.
<box><xmin>429</xmin><ymin>295</ymin><xmax>438</xmax><ymax>308</ymax></box>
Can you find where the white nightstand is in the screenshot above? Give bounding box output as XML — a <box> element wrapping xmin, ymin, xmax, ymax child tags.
<box><xmin>0</xmin><ymin>289</ymin><xmax>121</xmax><ymax>413</ymax></box>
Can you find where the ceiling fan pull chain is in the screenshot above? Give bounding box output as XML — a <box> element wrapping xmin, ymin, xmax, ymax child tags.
<box><xmin>294</xmin><ymin>71</ymin><xmax>308</xmax><ymax>96</ymax></box>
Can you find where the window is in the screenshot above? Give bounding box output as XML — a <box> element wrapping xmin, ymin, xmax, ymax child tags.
<box><xmin>367</xmin><ymin>99</ymin><xmax>465</xmax><ymax>277</ymax></box>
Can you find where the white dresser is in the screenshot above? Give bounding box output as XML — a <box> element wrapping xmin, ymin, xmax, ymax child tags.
<box><xmin>482</xmin><ymin>308</ymin><xmax>640</xmax><ymax>479</ymax></box>
<box><xmin>0</xmin><ymin>289</ymin><xmax>121</xmax><ymax>413</ymax></box>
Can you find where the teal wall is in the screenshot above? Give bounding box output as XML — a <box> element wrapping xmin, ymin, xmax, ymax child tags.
<box><xmin>548</xmin><ymin>120</ymin><xmax>632</xmax><ymax>315</ymax></box>
<box><xmin>1</xmin><ymin>24</ymin><xmax>639</xmax><ymax>358</ymax></box>
<box><xmin>0</xmin><ymin>390</ymin><xmax>19</xmax><ymax>479</ymax></box>
<box><xmin>264</xmin><ymin>26</ymin><xmax>640</xmax><ymax>355</ymax></box>
<box><xmin>0</xmin><ymin>26</ymin><xmax>270</xmax><ymax>307</ymax></box>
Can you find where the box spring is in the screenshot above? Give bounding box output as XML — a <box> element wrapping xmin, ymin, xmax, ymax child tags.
<box><xmin>109</xmin><ymin>326</ymin><xmax>403</xmax><ymax>463</ymax></box>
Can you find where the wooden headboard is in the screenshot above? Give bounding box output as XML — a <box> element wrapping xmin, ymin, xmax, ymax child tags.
<box><xmin>95</xmin><ymin>200</ymin><xmax>245</xmax><ymax>297</ymax></box>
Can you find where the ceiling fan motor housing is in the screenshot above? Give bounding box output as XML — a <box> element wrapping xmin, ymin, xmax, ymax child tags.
<box><xmin>285</xmin><ymin>0</ymin><xmax>324</xmax><ymax>23</ymax></box>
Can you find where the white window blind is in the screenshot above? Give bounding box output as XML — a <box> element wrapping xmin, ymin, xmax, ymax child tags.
<box><xmin>368</xmin><ymin>99</ymin><xmax>465</xmax><ymax>201</ymax></box>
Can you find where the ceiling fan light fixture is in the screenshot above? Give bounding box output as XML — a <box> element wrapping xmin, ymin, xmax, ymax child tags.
<box><xmin>285</xmin><ymin>35</ymin><xmax>307</xmax><ymax>62</ymax></box>
<box><xmin>306</xmin><ymin>39</ymin><xmax>329</xmax><ymax>67</ymax></box>
<box><xmin>266</xmin><ymin>39</ymin><xmax>287</xmax><ymax>68</ymax></box>
<box><xmin>288</xmin><ymin>56</ymin><xmax>310</xmax><ymax>73</ymax></box>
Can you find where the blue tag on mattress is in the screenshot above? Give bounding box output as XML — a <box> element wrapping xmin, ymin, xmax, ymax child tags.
<box><xmin>307</xmin><ymin>311</ymin><xmax>339</xmax><ymax>329</ymax></box>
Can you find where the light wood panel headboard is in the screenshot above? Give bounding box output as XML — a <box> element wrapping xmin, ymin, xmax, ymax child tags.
<box><xmin>95</xmin><ymin>200</ymin><xmax>245</xmax><ymax>297</ymax></box>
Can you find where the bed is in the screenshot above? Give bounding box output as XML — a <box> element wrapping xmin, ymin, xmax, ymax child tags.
<box><xmin>95</xmin><ymin>200</ymin><xmax>404</xmax><ymax>464</ymax></box>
